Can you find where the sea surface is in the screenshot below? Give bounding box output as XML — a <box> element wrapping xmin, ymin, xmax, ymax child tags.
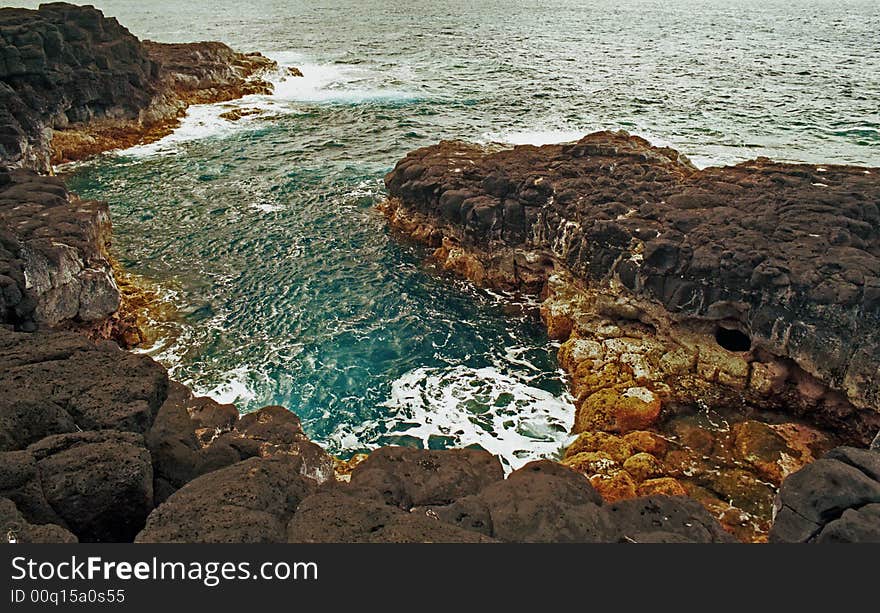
<box><xmin>13</xmin><ymin>0</ymin><xmax>879</xmax><ymax>468</ymax></box>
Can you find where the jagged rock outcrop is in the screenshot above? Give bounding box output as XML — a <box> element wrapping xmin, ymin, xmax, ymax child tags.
<box><xmin>0</xmin><ymin>3</ymin><xmax>279</xmax><ymax>171</ymax></box>
<box><xmin>382</xmin><ymin>131</ymin><xmax>880</xmax><ymax>445</ymax></box>
<box><xmin>0</xmin><ymin>167</ymin><xmax>127</xmax><ymax>334</ymax></box>
<box><xmin>0</xmin><ymin>3</ymin><xmax>156</xmax><ymax>170</ymax></box>
<box><xmin>2</xmin><ymin>6</ymin><xmax>875</xmax><ymax>544</ymax></box>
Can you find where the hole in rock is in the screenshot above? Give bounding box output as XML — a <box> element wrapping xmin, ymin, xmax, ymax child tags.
<box><xmin>715</xmin><ymin>326</ymin><xmax>752</xmax><ymax>352</ymax></box>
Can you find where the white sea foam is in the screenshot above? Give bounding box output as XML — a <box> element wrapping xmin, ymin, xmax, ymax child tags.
<box><xmin>114</xmin><ymin>53</ymin><xmax>417</xmax><ymax>158</ymax></box>
<box><xmin>480</xmin><ymin>128</ymin><xmax>588</xmax><ymax>147</ymax></box>
<box><xmin>194</xmin><ymin>364</ymin><xmax>260</xmax><ymax>405</ymax></box>
<box><xmin>267</xmin><ymin>56</ymin><xmax>416</xmax><ymax>105</ymax></box>
<box><xmin>251</xmin><ymin>201</ymin><xmax>283</xmax><ymax>213</ymax></box>
<box><xmin>378</xmin><ymin>364</ymin><xmax>575</xmax><ymax>471</ymax></box>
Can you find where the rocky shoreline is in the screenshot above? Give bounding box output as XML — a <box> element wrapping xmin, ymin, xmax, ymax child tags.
<box><xmin>1</xmin><ymin>3</ymin><xmax>878</xmax><ymax>544</ymax></box>
<box><xmin>1</xmin><ymin>3</ymin><xmax>278</xmax><ymax>171</ymax></box>
<box><xmin>381</xmin><ymin>131</ymin><xmax>880</xmax><ymax>541</ymax></box>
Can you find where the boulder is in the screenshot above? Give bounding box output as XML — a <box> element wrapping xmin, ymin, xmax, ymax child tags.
<box><xmin>605</xmin><ymin>496</ymin><xmax>737</xmax><ymax>543</ymax></box>
<box><xmin>814</xmin><ymin>504</ymin><xmax>880</xmax><ymax>543</ymax></box>
<box><xmin>136</xmin><ymin>455</ymin><xmax>314</xmax><ymax>543</ymax></box>
<box><xmin>0</xmin><ymin>327</ymin><xmax>168</xmax><ymax>437</ymax></box>
<box><xmin>472</xmin><ymin>460</ymin><xmax>610</xmax><ymax>542</ymax></box>
<box><xmin>286</xmin><ymin>486</ymin><xmax>494</xmax><ymax>543</ymax></box>
<box><xmin>0</xmin><ymin>449</ymin><xmax>63</xmax><ymax>525</ymax></box>
<box><xmin>350</xmin><ymin>447</ymin><xmax>504</xmax><ymax>507</ymax></box>
<box><xmin>28</xmin><ymin>430</ymin><xmax>154</xmax><ymax>542</ymax></box>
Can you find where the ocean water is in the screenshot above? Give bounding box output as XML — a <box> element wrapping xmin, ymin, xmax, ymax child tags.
<box><xmin>24</xmin><ymin>0</ymin><xmax>879</xmax><ymax>468</ymax></box>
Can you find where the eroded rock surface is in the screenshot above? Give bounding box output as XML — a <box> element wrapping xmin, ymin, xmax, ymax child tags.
<box><xmin>0</xmin><ymin>3</ymin><xmax>280</xmax><ymax>170</ymax></box>
<box><xmin>382</xmin><ymin>130</ymin><xmax>880</xmax><ymax>540</ymax></box>
<box><xmin>136</xmin><ymin>455</ymin><xmax>314</xmax><ymax>543</ymax></box>
<box><xmin>0</xmin><ymin>168</ymin><xmax>122</xmax><ymax>332</ymax></box>
<box><xmin>383</xmin><ymin>131</ymin><xmax>880</xmax><ymax>442</ymax></box>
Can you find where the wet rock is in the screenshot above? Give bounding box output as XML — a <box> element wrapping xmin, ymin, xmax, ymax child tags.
<box><xmin>704</xmin><ymin>468</ymin><xmax>775</xmax><ymax>517</ymax></box>
<box><xmin>219</xmin><ymin>108</ymin><xmax>262</xmax><ymax>122</ymax></box>
<box><xmin>137</xmin><ymin>455</ymin><xmax>314</xmax><ymax>543</ymax></box>
<box><xmin>732</xmin><ymin>420</ymin><xmax>796</xmax><ymax>484</ymax></box>
<box><xmin>561</xmin><ymin>451</ymin><xmax>618</xmax><ymax>475</ymax></box>
<box><xmin>28</xmin><ymin>430</ymin><xmax>154</xmax><ymax>542</ymax></box>
<box><xmin>590</xmin><ymin>470</ymin><xmax>638</xmax><ymax>503</ymax></box>
<box><xmin>669</xmin><ymin>419</ymin><xmax>716</xmax><ymax>455</ymax></box>
<box><xmin>350</xmin><ymin>447</ymin><xmax>504</xmax><ymax>507</ymax></box>
<box><xmin>622</xmin><ymin>452</ymin><xmax>664</xmax><ymax>483</ymax></box>
<box><xmin>575</xmin><ymin>387</ymin><xmax>662</xmax><ymax>434</ymax></box>
<box><xmin>637</xmin><ymin>477</ymin><xmax>688</xmax><ymax>497</ymax></box>
<box><xmin>623</xmin><ymin>430</ymin><xmax>668</xmax><ymax>457</ymax></box>
<box><xmin>565</xmin><ymin>431</ymin><xmax>633</xmax><ymax>462</ymax></box>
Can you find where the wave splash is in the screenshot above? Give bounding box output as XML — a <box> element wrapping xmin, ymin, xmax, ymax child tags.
<box><xmin>376</xmin><ymin>362</ymin><xmax>574</xmax><ymax>471</ymax></box>
<box><xmin>117</xmin><ymin>52</ymin><xmax>419</xmax><ymax>157</ymax></box>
